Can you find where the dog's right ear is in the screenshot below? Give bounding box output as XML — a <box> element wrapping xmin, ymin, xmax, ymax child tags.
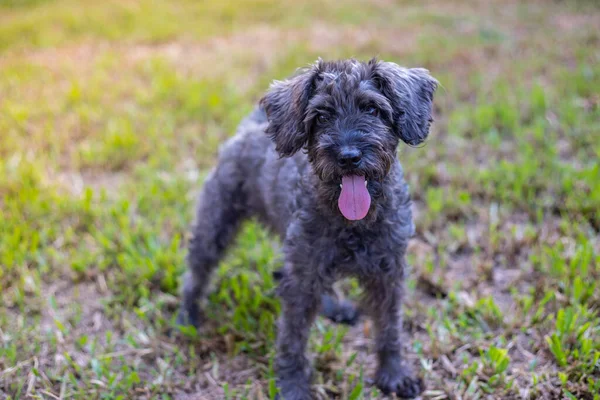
<box><xmin>260</xmin><ymin>66</ymin><xmax>319</xmax><ymax>157</ymax></box>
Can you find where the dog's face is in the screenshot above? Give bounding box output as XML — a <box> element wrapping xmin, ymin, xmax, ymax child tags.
<box><xmin>260</xmin><ymin>59</ymin><xmax>438</xmax><ymax>220</ymax></box>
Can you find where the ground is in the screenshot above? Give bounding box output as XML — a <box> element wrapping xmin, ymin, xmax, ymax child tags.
<box><xmin>0</xmin><ymin>0</ymin><xmax>599</xmax><ymax>399</ymax></box>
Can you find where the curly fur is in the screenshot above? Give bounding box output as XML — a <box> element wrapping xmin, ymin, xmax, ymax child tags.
<box><xmin>178</xmin><ymin>58</ymin><xmax>438</xmax><ymax>399</ymax></box>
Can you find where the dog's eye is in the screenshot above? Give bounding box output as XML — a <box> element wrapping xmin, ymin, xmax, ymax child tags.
<box><xmin>317</xmin><ymin>114</ymin><xmax>329</xmax><ymax>124</ymax></box>
<box><xmin>366</xmin><ymin>107</ymin><xmax>379</xmax><ymax>117</ymax></box>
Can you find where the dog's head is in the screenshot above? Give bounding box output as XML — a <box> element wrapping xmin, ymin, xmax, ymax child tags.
<box><xmin>260</xmin><ymin>59</ymin><xmax>438</xmax><ymax>221</ymax></box>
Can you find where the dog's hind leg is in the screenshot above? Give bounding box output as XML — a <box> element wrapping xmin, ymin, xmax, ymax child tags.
<box><xmin>177</xmin><ymin>163</ymin><xmax>247</xmax><ymax>328</ymax></box>
<box><xmin>320</xmin><ymin>293</ymin><xmax>360</xmax><ymax>325</ymax></box>
<box><xmin>273</xmin><ymin>269</ymin><xmax>360</xmax><ymax>325</ymax></box>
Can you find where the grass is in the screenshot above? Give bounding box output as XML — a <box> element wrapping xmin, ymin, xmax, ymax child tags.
<box><xmin>1</xmin><ymin>0</ymin><xmax>599</xmax><ymax>398</ymax></box>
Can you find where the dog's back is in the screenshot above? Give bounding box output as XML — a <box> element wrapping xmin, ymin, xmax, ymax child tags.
<box><xmin>214</xmin><ymin>107</ymin><xmax>309</xmax><ymax>237</ymax></box>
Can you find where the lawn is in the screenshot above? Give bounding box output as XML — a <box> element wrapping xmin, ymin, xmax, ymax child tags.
<box><xmin>0</xmin><ymin>0</ymin><xmax>599</xmax><ymax>399</ymax></box>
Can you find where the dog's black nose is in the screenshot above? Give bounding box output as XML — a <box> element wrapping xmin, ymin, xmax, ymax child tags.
<box><xmin>337</xmin><ymin>147</ymin><xmax>362</xmax><ymax>168</ymax></box>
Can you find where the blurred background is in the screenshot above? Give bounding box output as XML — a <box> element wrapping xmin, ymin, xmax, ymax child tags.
<box><xmin>0</xmin><ymin>0</ymin><xmax>599</xmax><ymax>399</ymax></box>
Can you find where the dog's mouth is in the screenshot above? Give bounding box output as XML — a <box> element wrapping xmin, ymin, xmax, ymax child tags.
<box><xmin>338</xmin><ymin>175</ymin><xmax>371</xmax><ymax>221</ymax></box>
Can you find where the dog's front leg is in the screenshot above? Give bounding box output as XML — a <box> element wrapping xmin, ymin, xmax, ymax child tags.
<box><xmin>363</xmin><ymin>274</ymin><xmax>424</xmax><ymax>399</ymax></box>
<box><xmin>275</xmin><ymin>267</ymin><xmax>320</xmax><ymax>400</ymax></box>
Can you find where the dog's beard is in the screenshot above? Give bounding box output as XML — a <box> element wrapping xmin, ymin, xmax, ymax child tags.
<box><xmin>338</xmin><ymin>175</ymin><xmax>371</xmax><ymax>220</ymax></box>
<box><xmin>310</xmin><ymin>158</ymin><xmax>385</xmax><ymax>222</ymax></box>
<box><xmin>309</xmin><ymin>141</ymin><xmax>395</xmax><ymax>221</ymax></box>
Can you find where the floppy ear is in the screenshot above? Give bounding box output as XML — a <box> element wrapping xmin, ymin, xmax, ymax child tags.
<box><xmin>259</xmin><ymin>66</ymin><xmax>319</xmax><ymax>157</ymax></box>
<box><xmin>373</xmin><ymin>62</ymin><xmax>438</xmax><ymax>146</ymax></box>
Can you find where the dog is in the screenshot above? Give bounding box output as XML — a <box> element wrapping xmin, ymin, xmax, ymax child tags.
<box><xmin>177</xmin><ymin>58</ymin><xmax>438</xmax><ymax>399</ymax></box>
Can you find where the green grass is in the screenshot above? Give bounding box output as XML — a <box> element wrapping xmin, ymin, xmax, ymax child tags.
<box><xmin>1</xmin><ymin>0</ymin><xmax>599</xmax><ymax>398</ymax></box>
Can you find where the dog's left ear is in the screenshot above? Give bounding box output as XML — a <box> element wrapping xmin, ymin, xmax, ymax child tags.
<box><xmin>260</xmin><ymin>66</ymin><xmax>319</xmax><ymax>157</ymax></box>
<box><xmin>373</xmin><ymin>62</ymin><xmax>438</xmax><ymax>146</ymax></box>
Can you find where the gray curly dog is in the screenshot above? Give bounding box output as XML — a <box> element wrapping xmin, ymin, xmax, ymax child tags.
<box><xmin>177</xmin><ymin>58</ymin><xmax>438</xmax><ymax>399</ymax></box>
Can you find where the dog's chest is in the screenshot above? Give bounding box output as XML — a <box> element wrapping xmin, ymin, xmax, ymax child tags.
<box><xmin>332</xmin><ymin>224</ymin><xmax>407</xmax><ymax>277</ymax></box>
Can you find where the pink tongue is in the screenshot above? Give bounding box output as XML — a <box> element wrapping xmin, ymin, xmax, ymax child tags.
<box><xmin>338</xmin><ymin>175</ymin><xmax>371</xmax><ymax>220</ymax></box>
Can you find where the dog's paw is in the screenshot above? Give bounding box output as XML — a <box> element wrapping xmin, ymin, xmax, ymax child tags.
<box><xmin>276</xmin><ymin>382</ymin><xmax>313</xmax><ymax>400</ymax></box>
<box><xmin>375</xmin><ymin>365</ymin><xmax>424</xmax><ymax>399</ymax></box>
<box><xmin>175</xmin><ymin>305</ymin><xmax>201</xmax><ymax>330</ymax></box>
<box><xmin>320</xmin><ymin>294</ymin><xmax>360</xmax><ymax>325</ymax></box>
